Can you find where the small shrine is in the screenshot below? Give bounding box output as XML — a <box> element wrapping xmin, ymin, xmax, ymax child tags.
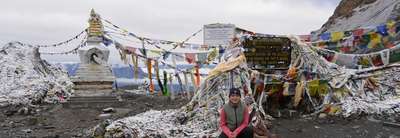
<box><xmin>71</xmin><ymin>9</ymin><xmax>115</xmax><ymax>96</ymax></box>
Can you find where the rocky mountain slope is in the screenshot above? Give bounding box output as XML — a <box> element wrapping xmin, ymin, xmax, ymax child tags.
<box><xmin>317</xmin><ymin>0</ymin><xmax>400</xmax><ymax>33</ymax></box>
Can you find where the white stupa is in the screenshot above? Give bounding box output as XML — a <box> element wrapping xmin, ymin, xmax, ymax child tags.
<box><xmin>71</xmin><ymin>9</ymin><xmax>115</xmax><ymax>96</ymax></box>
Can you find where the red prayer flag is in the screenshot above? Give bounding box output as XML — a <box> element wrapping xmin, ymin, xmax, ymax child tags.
<box><xmin>385</xmin><ymin>42</ymin><xmax>395</xmax><ymax>48</ymax></box>
<box><xmin>125</xmin><ymin>47</ymin><xmax>136</xmax><ymax>54</ymax></box>
<box><xmin>195</xmin><ymin>64</ymin><xmax>200</xmax><ymax>87</ymax></box>
<box><xmin>353</xmin><ymin>29</ymin><xmax>364</xmax><ymax>36</ymax></box>
<box><xmin>185</xmin><ymin>53</ymin><xmax>195</xmax><ymax>64</ymax></box>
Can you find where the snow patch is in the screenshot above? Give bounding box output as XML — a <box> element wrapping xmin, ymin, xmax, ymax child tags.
<box><xmin>0</xmin><ymin>42</ymin><xmax>73</xmax><ymax>107</ymax></box>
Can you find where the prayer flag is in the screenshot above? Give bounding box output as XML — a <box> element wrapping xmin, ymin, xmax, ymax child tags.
<box><xmin>320</xmin><ymin>33</ymin><xmax>331</xmax><ymax>41</ymax></box>
<box><xmin>197</xmin><ymin>53</ymin><xmax>208</xmax><ymax>63</ymax></box>
<box><xmin>189</xmin><ymin>70</ymin><xmax>197</xmax><ymax>90</ymax></box>
<box><xmin>148</xmin><ymin>50</ymin><xmax>161</xmax><ymax>58</ymax></box>
<box><xmin>102</xmin><ymin>36</ymin><xmax>113</xmax><ymax>46</ymax></box>
<box><xmin>310</xmin><ymin>32</ymin><xmax>319</xmax><ymax>42</ymax></box>
<box><xmin>195</xmin><ymin>64</ymin><xmax>200</xmax><ymax>87</ymax></box>
<box><xmin>353</xmin><ymin>29</ymin><xmax>364</xmax><ymax>36</ymax></box>
<box><xmin>133</xmin><ymin>54</ymin><xmax>139</xmax><ymax>79</ymax></box>
<box><xmin>370</xmin><ymin>32</ymin><xmax>381</xmax><ymax>44</ymax></box>
<box><xmin>163</xmin><ymin>52</ymin><xmax>171</xmax><ymax>60</ymax></box>
<box><xmin>125</xmin><ymin>47</ymin><xmax>136</xmax><ymax>54</ymax></box>
<box><xmin>317</xmin><ymin>42</ymin><xmax>326</xmax><ymax>48</ymax></box>
<box><xmin>370</xmin><ymin>54</ymin><xmax>384</xmax><ymax>66</ymax></box>
<box><xmin>344</xmin><ymin>31</ymin><xmax>353</xmax><ymax>37</ymax></box>
<box><xmin>154</xmin><ymin>61</ymin><xmax>164</xmax><ymax>95</ymax></box>
<box><xmin>387</xmin><ymin>20</ymin><xmax>396</xmax><ymax>28</ymax></box>
<box><xmin>139</xmin><ymin>48</ymin><xmax>147</xmax><ymax>57</ymax></box>
<box><xmin>377</xmin><ymin>25</ymin><xmax>389</xmax><ymax>36</ymax></box>
<box><xmin>384</xmin><ymin>42</ymin><xmax>395</xmax><ymax>48</ymax></box>
<box><xmin>147</xmin><ymin>59</ymin><xmax>154</xmax><ymax>94</ymax></box>
<box><xmin>331</xmin><ymin>32</ymin><xmax>344</xmax><ymax>42</ymax></box>
<box><xmin>207</xmin><ymin>48</ymin><xmax>218</xmax><ymax>62</ymax></box>
<box><xmin>172</xmin><ymin>55</ymin><xmax>177</xmax><ymax>67</ymax></box>
<box><xmin>389</xmin><ymin>48</ymin><xmax>400</xmax><ymax>63</ymax></box>
<box><xmin>185</xmin><ymin>53</ymin><xmax>195</xmax><ymax>64</ymax></box>
<box><xmin>183</xmin><ymin>72</ymin><xmax>190</xmax><ymax>96</ymax></box>
<box><xmin>163</xmin><ymin>71</ymin><xmax>169</xmax><ymax>96</ymax></box>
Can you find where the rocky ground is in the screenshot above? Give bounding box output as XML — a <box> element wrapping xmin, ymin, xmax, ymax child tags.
<box><xmin>0</xmin><ymin>93</ymin><xmax>189</xmax><ymax>138</ymax></box>
<box><xmin>1</xmin><ymin>92</ymin><xmax>400</xmax><ymax>138</ymax></box>
<box><xmin>271</xmin><ymin>115</ymin><xmax>400</xmax><ymax>138</ymax></box>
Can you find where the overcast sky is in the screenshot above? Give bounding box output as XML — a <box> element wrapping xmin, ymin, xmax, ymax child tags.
<box><xmin>0</xmin><ymin>0</ymin><xmax>340</xmax><ymax>63</ymax></box>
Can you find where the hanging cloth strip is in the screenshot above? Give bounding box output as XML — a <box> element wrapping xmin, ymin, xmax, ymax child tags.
<box><xmin>121</xmin><ymin>50</ymin><xmax>128</xmax><ymax>64</ymax></box>
<box><xmin>335</xmin><ymin>54</ymin><xmax>357</xmax><ymax>69</ymax></box>
<box><xmin>307</xmin><ymin>80</ymin><xmax>329</xmax><ymax>97</ymax></box>
<box><xmin>357</xmin><ymin>56</ymin><xmax>372</xmax><ymax>68</ymax></box>
<box><xmin>389</xmin><ymin>47</ymin><xmax>400</xmax><ymax>63</ymax></box>
<box><xmin>353</xmin><ymin>29</ymin><xmax>364</xmax><ymax>37</ymax></box>
<box><xmin>369</xmin><ymin>53</ymin><xmax>384</xmax><ymax>67</ymax></box>
<box><xmin>133</xmin><ymin>54</ymin><xmax>139</xmax><ymax>79</ymax></box>
<box><xmin>195</xmin><ymin>64</ymin><xmax>201</xmax><ymax>87</ymax></box>
<box><xmin>147</xmin><ymin>59</ymin><xmax>154</xmax><ymax>94</ymax></box>
<box><xmin>140</xmin><ymin>39</ymin><xmax>147</xmax><ymax>57</ymax></box>
<box><xmin>283</xmin><ymin>82</ymin><xmax>296</xmax><ymax>96</ymax></box>
<box><xmin>183</xmin><ymin>72</ymin><xmax>190</xmax><ymax>98</ymax></box>
<box><xmin>118</xmin><ymin>50</ymin><xmax>124</xmax><ymax>61</ymax></box>
<box><xmin>197</xmin><ymin>53</ymin><xmax>208</xmax><ymax>64</ymax></box>
<box><xmin>175</xmin><ymin>73</ymin><xmax>184</xmax><ymax>94</ymax></box>
<box><xmin>148</xmin><ymin>50</ymin><xmax>162</xmax><ymax>58</ymax></box>
<box><xmin>163</xmin><ymin>52</ymin><xmax>171</xmax><ymax>60</ymax></box>
<box><xmin>207</xmin><ymin>48</ymin><xmax>218</xmax><ymax>62</ymax></box>
<box><xmin>168</xmin><ymin>73</ymin><xmax>174</xmax><ymax>97</ymax></box>
<box><xmin>331</xmin><ymin>32</ymin><xmax>344</xmax><ymax>42</ymax></box>
<box><xmin>163</xmin><ymin>70</ymin><xmax>169</xmax><ymax>96</ymax></box>
<box><xmin>380</xmin><ymin>49</ymin><xmax>390</xmax><ymax>66</ymax></box>
<box><xmin>189</xmin><ymin>70</ymin><xmax>197</xmax><ymax>92</ymax></box>
<box><xmin>185</xmin><ymin>53</ymin><xmax>195</xmax><ymax>64</ymax></box>
<box><xmin>154</xmin><ymin>61</ymin><xmax>164</xmax><ymax>95</ymax></box>
<box><xmin>172</xmin><ymin>54</ymin><xmax>177</xmax><ymax>67</ymax></box>
<box><xmin>131</xmin><ymin>54</ymin><xmax>137</xmax><ymax>79</ymax></box>
<box><xmin>294</xmin><ymin>81</ymin><xmax>304</xmax><ymax>107</ymax></box>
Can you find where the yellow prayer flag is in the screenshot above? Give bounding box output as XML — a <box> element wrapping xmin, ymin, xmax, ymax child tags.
<box><xmin>147</xmin><ymin>50</ymin><xmax>162</xmax><ymax>58</ymax></box>
<box><xmin>370</xmin><ymin>32</ymin><xmax>381</xmax><ymax>44</ymax></box>
<box><xmin>331</xmin><ymin>32</ymin><xmax>344</xmax><ymax>42</ymax></box>
<box><xmin>387</xmin><ymin>20</ymin><xmax>396</xmax><ymax>28</ymax></box>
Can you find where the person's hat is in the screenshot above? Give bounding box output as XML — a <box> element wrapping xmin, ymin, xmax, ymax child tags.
<box><xmin>229</xmin><ymin>88</ymin><xmax>241</xmax><ymax>97</ymax></box>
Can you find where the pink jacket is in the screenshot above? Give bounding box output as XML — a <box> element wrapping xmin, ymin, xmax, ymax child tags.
<box><xmin>219</xmin><ymin>106</ymin><xmax>250</xmax><ymax>137</ymax></box>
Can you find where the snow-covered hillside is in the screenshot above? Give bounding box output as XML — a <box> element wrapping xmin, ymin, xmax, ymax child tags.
<box><xmin>317</xmin><ymin>0</ymin><xmax>400</xmax><ymax>34</ymax></box>
<box><xmin>0</xmin><ymin>42</ymin><xmax>73</xmax><ymax>107</ymax></box>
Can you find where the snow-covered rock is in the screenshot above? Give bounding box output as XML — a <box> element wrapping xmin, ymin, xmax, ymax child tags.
<box><xmin>316</xmin><ymin>0</ymin><xmax>400</xmax><ymax>34</ymax></box>
<box><xmin>0</xmin><ymin>42</ymin><xmax>73</xmax><ymax>107</ymax></box>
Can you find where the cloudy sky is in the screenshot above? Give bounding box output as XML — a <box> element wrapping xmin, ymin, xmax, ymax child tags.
<box><xmin>0</xmin><ymin>0</ymin><xmax>340</xmax><ymax>63</ymax></box>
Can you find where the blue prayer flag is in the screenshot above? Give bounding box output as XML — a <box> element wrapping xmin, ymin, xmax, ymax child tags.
<box><xmin>320</xmin><ymin>33</ymin><xmax>331</xmax><ymax>41</ymax></box>
<box><xmin>377</xmin><ymin>25</ymin><xmax>389</xmax><ymax>36</ymax></box>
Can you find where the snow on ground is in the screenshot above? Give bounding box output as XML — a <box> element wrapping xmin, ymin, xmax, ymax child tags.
<box><xmin>103</xmin><ymin>109</ymin><xmax>216</xmax><ymax>137</ymax></box>
<box><xmin>0</xmin><ymin>42</ymin><xmax>73</xmax><ymax>107</ymax></box>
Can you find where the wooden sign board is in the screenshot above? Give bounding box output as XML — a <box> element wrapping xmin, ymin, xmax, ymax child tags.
<box><xmin>243</xmin><ymin>36</ymin><xmax>291</xmax><ymax>72</ymax></box>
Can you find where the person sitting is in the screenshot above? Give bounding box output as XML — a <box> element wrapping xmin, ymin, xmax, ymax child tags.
<box><xmin>219</xmin><ymin>88</ymin><xmax>253</xmax><ymax>138</ymax></box>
